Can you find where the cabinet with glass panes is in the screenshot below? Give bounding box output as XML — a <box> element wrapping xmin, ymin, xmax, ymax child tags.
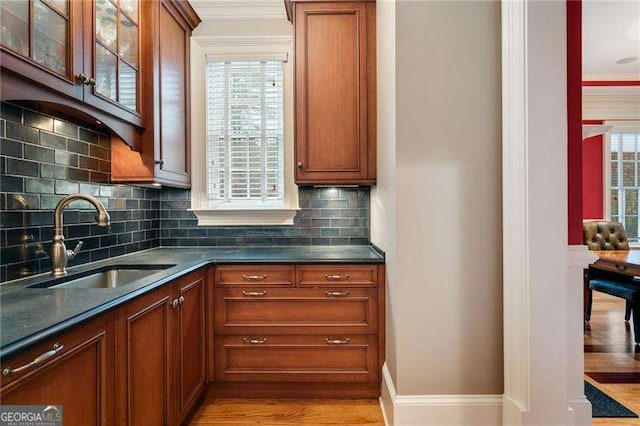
<box><xmin>0</xmin><ymin>0</ymin><xmax>142</xmax><ymax>129</ymax></box>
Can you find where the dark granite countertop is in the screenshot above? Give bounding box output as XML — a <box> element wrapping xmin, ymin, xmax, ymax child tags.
<box><xmin>0</xmin><ymin>246</ymin><xmax>384</xmax><ymax>360</ymax></box>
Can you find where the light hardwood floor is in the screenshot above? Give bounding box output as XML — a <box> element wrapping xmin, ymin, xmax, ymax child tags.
<box><xmin>188</xmin><ymin>398</ymin><xmax>385</xmax><ymax>425</ymax></box>
<box><xmin>585</xmin><ymin>292</ymin><xmax>640</xmax><ymax>426</ymax></box>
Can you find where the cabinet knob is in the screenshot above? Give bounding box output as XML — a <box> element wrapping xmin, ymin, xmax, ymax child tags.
<box><xmin>76</xmin><ymin>73</ymin><xmax>88</xmax><ymax>84</ymax></box>
<box><xmin>171</xmin><ymin>298</ymin><xmax>180</xmax><ymax>309</ymax></box>
<box><xmin>178</xmin><ymin>296</ymin><xmax>185</xmax><ymax>305</ymax></box>
<box><xmin>155</xmin><ymin>159</ymin><xmax>165</xmax><ymax>168</ymax></box>
<box><xmin>87</xmin><ymin>78</ymin><xmax>97</xmax><ymax>87</ymax></box>
<box><xmin>297</xmin><ymin>161</ymin><xmax>304</xmax><ymax>169</ymax></box>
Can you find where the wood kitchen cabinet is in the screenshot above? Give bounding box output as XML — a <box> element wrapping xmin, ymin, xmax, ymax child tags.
<box><xmin>0</xmin><ymin>0</ymin><xmax>143</xmax><ymax>144</ymax></box>
<box><xmin>115</xmin><ymin>268</ymin><xmax>207</xmax><ymax>425</ymax></box>
<box><xmin>174</xmin><ymin>270</ymin><xmax>207</xmax><ymax>425</ymax></box>
<box><xmin>0</xmin><ymin>0</ymin><xmax>199</xmax><ymax>183</ymax></box>
<box><xmin>212</xmin><ymin>263</ymin><xmax>384</xmax><ymax>398</ymax></box>
<box><xmin>115</xmin><ymin>283</ymin><xmax>175</xmax><ymax>425</ymax></box>
<box><xmin>0</xmin><ymin>315</ymin><xmax>115</xmax><ymax>425</ymax></box>
<box><xmin>286</xmin><ymin>0</ymin><xmax>377</xmax><ymax>185</ymax></box>
<box><xmin>110</xmin><ymin>0</ymin><xmax>199</xmax><ymax>188</ymax></box>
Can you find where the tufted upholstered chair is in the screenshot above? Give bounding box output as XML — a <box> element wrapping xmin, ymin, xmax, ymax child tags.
<box><xmin>583</xmin><ymin>221</ymin><xmax>639</xmax><ymax>345</ymax></box>
<box><xmin>583</xmin><ymin>221</ymin><xmax>630</xmax><ymax>251</ymax></box>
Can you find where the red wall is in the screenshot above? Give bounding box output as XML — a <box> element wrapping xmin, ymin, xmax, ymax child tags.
<box><xmin>582</xmin><ymin>119</ymin><xmax>604</xmax><ymax>219</ymax></box>
<box><xmin>567</xmin><ymin>0</ymin><xmax>583</xmax><ymax>244</ymax></box>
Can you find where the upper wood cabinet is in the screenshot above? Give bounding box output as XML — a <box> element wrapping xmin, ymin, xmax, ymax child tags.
<box><xmin>0</xmin><ymin>0</ymin><xmax>143</xmax><ymax>144</ymax></box>
<box><xmin>287</xmin><ymin>0</ymin><xmax>376</xmax><ymax>186</ymax></box>
<box><xmin>0</xmin><ymin>0</ymin><xmax>199</xmax><ymax>181</ymax></box>
<box><xmin>110</xmin><ymin>0</ymin><xmax>198</xmax><ymax>188</ymax></box>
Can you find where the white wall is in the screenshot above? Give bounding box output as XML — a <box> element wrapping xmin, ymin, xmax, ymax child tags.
<box><xmin>372</xmin><ymin>0</ymin><xmax>503</xmax><ymax>402</ymax></box>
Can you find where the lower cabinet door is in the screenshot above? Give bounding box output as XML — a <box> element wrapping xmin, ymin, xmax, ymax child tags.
<box><xmin>175</xmin><ymin>272</ymin><xmax>207</xmax><ymax>425</ymax></box>
<box><xmin>116</xmin><ymin>286</ymin><xmax>174</xmax><ymax>426</ymax></box>
<box><xmin>214</xmin><ymin>334</ymin><xmax>378</xmax><ymax>383</ymax></box>
<box><xmin>0</xmin><ymin>317</ymin><xmax>114</xmax><ymax>426</ymax></box>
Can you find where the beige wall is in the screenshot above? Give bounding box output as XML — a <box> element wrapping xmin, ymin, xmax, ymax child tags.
<box><xmin>372</xmin><ymin>0</ymin><xmax>503</xmax><ymax>395</ymax></box>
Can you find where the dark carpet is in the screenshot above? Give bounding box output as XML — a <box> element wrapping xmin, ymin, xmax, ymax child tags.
<box><xmin>585</xmin><ymin>381</ymin><xmax>638</xmax><ymax>418</ymax></box>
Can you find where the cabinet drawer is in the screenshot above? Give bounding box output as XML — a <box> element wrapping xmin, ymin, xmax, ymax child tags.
<box><xmin>215</xmin><ymin>265</ymin><xmax>295</xmax><ymax>287</ymax></box>
<box><xmin>215</xmin><ymin>288</ymin><xmax>377</xmax><ymax>334</ymax></box>
<box><xmin>297</xmin><ymin>265</ymin><xmax>377</xmax><ymax>287</ymax></box>
<box><xmin>214</xmin><ymin>335</ymin><xmax>378</xmax><ymax>383</ymax></box>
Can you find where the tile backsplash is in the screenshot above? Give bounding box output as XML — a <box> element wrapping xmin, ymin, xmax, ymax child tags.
<box><xmin>0</xmin><ymin>103</ymin><xmax>370</xmax><ymax>282</ymax></box>
<box><xmin>0</xmin><ymin>102</ymin><xmax>160</xmax><ymax>282</ymax></box>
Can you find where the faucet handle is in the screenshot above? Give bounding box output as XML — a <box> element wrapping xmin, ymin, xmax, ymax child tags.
<box><xmin>67</xmin><ymin>241</ymin><xmax>84</xmax><ymax>259</ymax></box>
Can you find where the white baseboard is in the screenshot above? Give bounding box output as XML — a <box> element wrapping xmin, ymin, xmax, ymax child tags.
<box><xmin>380</xmin><ymin>364</ymin><xmax>503</xmax><ymax>426</ymax></box>
<box><xmin>568</xmin><ymin>396</ymin><xmax>592</xmax><ymax>426</ymax></box>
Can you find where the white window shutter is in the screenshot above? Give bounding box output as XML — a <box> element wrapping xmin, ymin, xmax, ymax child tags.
<box><xmin>206</xmin><ymin>60</ymin><xmax>285</xmax><ymax>209</ymax></box>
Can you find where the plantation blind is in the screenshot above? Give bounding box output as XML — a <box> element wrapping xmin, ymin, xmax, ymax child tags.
<box><xmin>206</xmin><ymin>59</ymin><xmax>285</xmax><ymax>208</ymax></box>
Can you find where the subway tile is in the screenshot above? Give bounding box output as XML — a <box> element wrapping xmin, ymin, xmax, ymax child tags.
<box><xmin>54</xmin><ymin>150</ymin><xmax>78</xmax><ymax>167</ymax></box>
<box><xmin>89</xmin><ymin>144</ymin><xmax>109</xmax><ymax>160</ymax></box>
<box><xmin>40</xmin><ymin>164</ymin><xmax>67</xmax><ymax>179</ymax></box>
<box><xmin>24</xmin><ymin>110</ymin><xmax>53</xmax><ymax>131</ymax></box>
<box><xmin>67</xmin><ymin>139</ymin><xmax>89</xmax><ymax>155</ymax></box>
<box><xmin>68</xmin><ymin>168</ymin><xmax>90</xmax><ymax>182</ymax></box>
<box><xmin>55</xmin><ymin>181</ymin><xmax>79</xmax><ymax>195</ymax></box>
<box><xmin>1</xmin><ymin>138</ymin><xmax>23</xmax><ymax>158</ymax></box>
<box><xmin>40</xmin><ymin>132</ymin><xmax>66</xmax><ymax>150</ymax></box>
<box><xmin>79</xmin><ymin>155</ymin><xmax>99</xmax><ymax>170</ymax></box>
<box><xmin>0</xmin><ymin>211</ymin><xmax>24</xmax><ymax>228</ymax></box>
<box><xmin>1</xmin><ymin>102</ymin><xmax>23</xmax><ymax>123</ymax></box>
<box><xmin>7</xmin><ymin>158</ymin><xmax>38</xmax><ymax>177</ymax></box>
<box><xmin>53</xmin><ymin>120</ymin><xmax>79</xmax><ymax>138</ymax></box>
<box><xmin>5</xmin><ymin>122</ymin><xmax>38</xmax><ymax>144</ymax></box>
<box><xmin>78</xmin><ymin>128</ymin><xmax>100</xmax><ymax>144</ymax></box>
<box><xmin>7</xmin><ymin>193</ymin><xmax>39</xmax><ymax>210</ymax></box>
<box><xmin>24</xmin><ymin>144</ymin><xmax>54</xmax><ymax>163</ymax></box>
<box><xmin>79</xmin><ymin>183</ymin><xmax>101</xmax><ymax>196</ymax></box>
<box><xmin>90</xmin><ymin>171</ymin><xmax>109</xmax><ymax>183</ymax></box>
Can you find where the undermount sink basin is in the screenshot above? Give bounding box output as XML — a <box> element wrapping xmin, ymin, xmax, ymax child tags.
<box><xmin>28</xmin><ymin>265</ymin><xmax>176</xmax><ymax>289</ymax></box>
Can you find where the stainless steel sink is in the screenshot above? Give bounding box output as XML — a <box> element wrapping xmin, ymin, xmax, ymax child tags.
<box><xmin>28</xmin><ymin>265</ymin><xmax>176</xmax><ymax>289</ymax></box>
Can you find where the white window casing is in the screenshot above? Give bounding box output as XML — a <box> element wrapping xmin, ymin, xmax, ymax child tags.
<box><xmin>603</xmin><ymin>121</ymin><xmax>640</xmax><ymax>243</ymax></box>
<box><xmin>190</xmin><ymin>36</ymin><xmax>298</xmax><ymax>226</ymax></box>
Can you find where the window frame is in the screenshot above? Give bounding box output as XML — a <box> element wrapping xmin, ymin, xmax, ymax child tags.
<box><xmin>603</xmin><ymin>121</ymin><xmax>640</xmax><ymax>243</ymax></box>
<box><xmin>190</xmin><ymin>35</ymin><xmax>298</xmax><ymax>226</ymax></box>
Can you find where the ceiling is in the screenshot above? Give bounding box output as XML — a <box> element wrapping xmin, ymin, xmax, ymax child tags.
<box><xmin>190</xmin><ymin>0</ymin><xmax>286</xmax><ymax>21</ymax></box>
<box><xmin>583</xmin><ymin>0</ymin><xmax>640</xmax><ymax>79</ymax></box>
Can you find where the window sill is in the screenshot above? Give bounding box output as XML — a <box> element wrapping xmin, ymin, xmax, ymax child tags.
<box><xmin>192</xmin><ymin>208</ymin><xmax>299</xmax><ymax>226</ymax></box>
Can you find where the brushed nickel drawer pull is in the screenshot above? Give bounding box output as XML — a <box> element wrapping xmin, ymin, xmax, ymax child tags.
<box><xmin>324</xmin><ymin>274</ymin><xmax>350</xmax><ymax>281</ymax></box>
<box><xmin>3</xmin><ymin>343</ymin><xmax>64</xmax><ymax>376</ymax></box>
<box><xmin>243</xmin><ymin>274</ymin><xmax>267</xmax><ymax>281</ymax></box>
<box><xmin>242</xmin><ymin>290</ymin><xmax>268</xmax><ymax>297</ymax></box>
<box><xmin>324</xmin><ymin>290</ymin><xmax>350</xmax><ymax>297</ymax></box>
<box><xmin>243</xmin><ymin>337</ymin><xmax>268</xmax><ymax>345</ymax></box>
<box><xmin>325</xmin><ymin>337</ymin><xmax>350</xmax><ymax>345</ymax></box>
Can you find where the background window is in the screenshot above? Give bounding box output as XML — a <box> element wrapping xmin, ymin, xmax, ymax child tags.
<box><xmin>206</xmin><ymin>60</ymin><xmax>285</xmax><ymax>209</ymax></box>
<box><xmin>610</xmin><ymin>131</ymin><xmax>640</xmax><ymax>241</ymax></box>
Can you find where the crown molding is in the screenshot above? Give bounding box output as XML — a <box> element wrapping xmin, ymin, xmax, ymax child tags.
<box><xmin>189</xmin><ymin>0</ymin><xmax>287</xmax><ymax>21</ymax></box>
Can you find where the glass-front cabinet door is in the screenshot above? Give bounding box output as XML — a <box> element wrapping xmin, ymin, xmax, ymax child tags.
<box><xmin>0</xmin><ymin>0</ymin><xmax>83</xmax><ymax>99</ymax></box>
<box><xmin>85</xmin><ymin>0</ymin><xmax>142</xmax><ymax>125</ymax></box>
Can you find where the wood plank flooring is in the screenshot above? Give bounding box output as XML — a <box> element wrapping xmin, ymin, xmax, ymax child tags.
<box><xmin>188</xmin><ymin>398</ymin><xmax>385</xmax><ymax>425</ymax></box>
<box><xmin>585</xmin><ymin>292</ymin><xmax>640</xmax><ymax>426</ymax></box>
